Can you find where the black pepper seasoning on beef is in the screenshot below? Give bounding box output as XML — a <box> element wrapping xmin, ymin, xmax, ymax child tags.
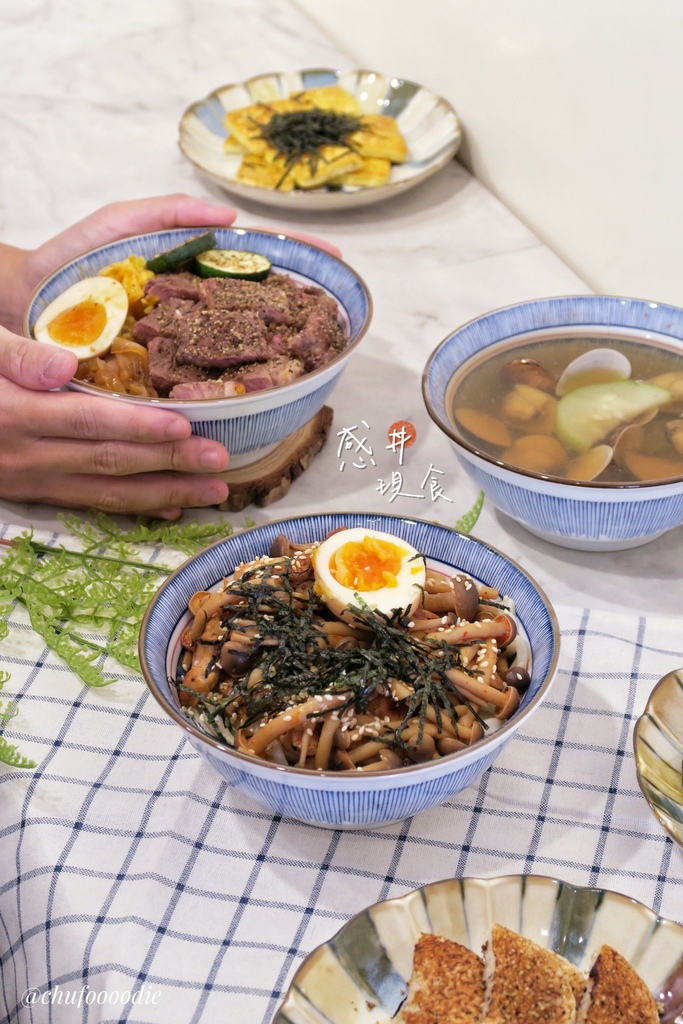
<box><xmin>262</xmin><ymin>273</ymin><xmax>323</xmax><ymax>328</ymax></box>
<box><xmin>200</xmin><ymin>277</ymin><xmax>293</xmax><ymax>325</ymax></box>
<box><xmin>289</xmin><ymin>305</ymin><xmax>346</xmax><ymax>369</ymax></box>
<box><xmin>132</xmin><ymin>297</ymin><xmax>197</xmax><ymax>344</ymax></box>
<box><xmin>175</xmin><ymin>309</ymin><xmax>272</xmax><ymax>367</ymax></box>
<box><xmin>132</xmin><ymin>269</ymin><xmax>348</xmax><ymax>396</ymax></box>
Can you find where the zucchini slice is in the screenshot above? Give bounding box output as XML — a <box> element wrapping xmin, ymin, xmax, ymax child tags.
<box><xmin>146</xmin><ymin>231</ymin><xmax>217</xmax><ymax>274</ymax></box>
<box><xmin>194</xmin><ymin>249</ymin><xmax>272</xmax><ymax>281</ymax></box>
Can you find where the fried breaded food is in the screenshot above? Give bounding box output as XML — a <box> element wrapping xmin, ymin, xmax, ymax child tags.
<box><xmin>577</xmin><ymin>945</ymin><xmax>659</xmax><ymax>1023</ymax></box>
<box><xmin>329</xmin><ymin>156</ymin><xmax>392</xmax><ymax>188</ymax></box>
<box><xmin>482</xmin><ymin>924</ymin><xmax>579</xmax><ymax>1023</ymax></box>
<box><xmin>349</xmin><ymin>114</ymin><xmax>408</xmax><ymax>163</ymax></box>
<box><xmin>397</xmin><ymin>933</ymin><xmax>484</xmax><ymax>1024</ymax></box>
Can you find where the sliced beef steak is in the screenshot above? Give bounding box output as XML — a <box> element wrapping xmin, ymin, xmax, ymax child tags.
<box><xmin>144</xmin><ymin>272</ymin><xmax>203</xmax><ymax>303</ymax></box>
<box><xmin>131</xmin><ymin>269</ymin><xmax>347</xmax><ymax>397</ymax></box>
<box><xmin>262</xmin><ymin>274</ymin><xmax>324</xmax><ymax>328</ymax></box>
<box><xmin>147</xmin><ymin>336</ymin><xmax>217</xmax><ymax>395</ymax></box>
<box><xmin>169</xmin><ymin>379</ymin><xmax>245</xmax><ymax>400</ymax></box>
<box><xmin>200</xmin><ymin>276</ymin><xmax>293</xmax><ymax>325</ymax></box>
<box><xmin>174</xmin><ymin>309</ymin><xmax>271</xmax><ymax>367</ymax></box>
<box><xmin>289</xmin><ymin>305</ymin><xmax>346</xmax><ymax>369</ymax></box>
<box><xmin>133</xmin><ymin>298</ymin><xmax>197</xmax><ymax>344</ymax></box>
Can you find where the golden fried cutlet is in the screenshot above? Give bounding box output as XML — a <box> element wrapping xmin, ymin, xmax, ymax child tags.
<box><xmin>577</xmin><ymin>945</ymin><xmax>659</xmax><ymax>1024</ymax></box>
<box><xmin>397</xmin><ymin>933</ymin><xmax>485</xmax><ymax>1024</ymax></box>
<box><xmin>482</xmin><ymin>924</ymin><xmax>578</xmax><ymax>1023</ymax></box>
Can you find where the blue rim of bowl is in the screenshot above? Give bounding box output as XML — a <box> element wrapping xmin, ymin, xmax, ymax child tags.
<box><xmin>422</xmin><ymin>293</ymin><xmax>683</xmax><ymax>490</ymax></box>
<box><xmin>139</xmin><ymin>511</ymin><xmax>560</xmax><ymax>781</ymax></box>
<box><xmin>22</xmin><ymin>226</ymin><xmax>373</xmax><ymax>406</ymax></box>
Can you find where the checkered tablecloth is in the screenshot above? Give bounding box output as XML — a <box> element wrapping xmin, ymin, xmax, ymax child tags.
<box><xmin>1</xmin><ymin>529</ymin><xmax>682</xmax><ymax>1024</ymax></box>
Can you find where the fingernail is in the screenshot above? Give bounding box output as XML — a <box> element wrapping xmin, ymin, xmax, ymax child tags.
<box><xmin>200</xmin><ymin>483</ymin><xmax>227</xmax><ymax>505</ymax></box>
<box><xmin>199</xmin><ymin>447</ymin><xmax>228</xmax><ymax>470</ymax></box>
<box><xmin>42</xmin><ymin>350</ymin><xmax>76</xmax><ymax>381</ymax></box>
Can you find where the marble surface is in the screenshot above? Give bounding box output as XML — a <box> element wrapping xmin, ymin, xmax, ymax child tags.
<box><xmin>1</xmin><ymin>0</ymin><xmax>680</xmax><ymax>614</ymax></box>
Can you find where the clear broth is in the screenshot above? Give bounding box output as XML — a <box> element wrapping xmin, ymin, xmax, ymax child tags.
<box><xmin>447</xmin><ymin>331</ymin><xmax>683</xmax><ymax>484</ymax></box>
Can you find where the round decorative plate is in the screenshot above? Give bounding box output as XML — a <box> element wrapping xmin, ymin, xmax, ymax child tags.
<box><xmin>273</xmin><ymin>875</ymin><xmax>683</xmax><ymax>1023</ymax></box>
<box><xmin>178</xmin><ymin>67</ymin><xmax>462</xmax><ymax>211</ymax></box>
<box><xmin>635</xmin><ymin>667</ymin><xmax>683</xmax><ymax>848</ymax></box>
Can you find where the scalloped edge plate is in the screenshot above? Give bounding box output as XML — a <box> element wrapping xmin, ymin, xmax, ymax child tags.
<box><xmin>273</xmin><ymin>875</ymin><xmax>683</xmax><ymax>1023</ymax></box>
<box><xmin>178</xmin><ymin>67</ymin><xmax>462</xmax><ymax>211</ymax></box>
<box><xmin>635</xmin><ymin>667</ymin><xmax>683</xmax><ymax>849</ymax></box>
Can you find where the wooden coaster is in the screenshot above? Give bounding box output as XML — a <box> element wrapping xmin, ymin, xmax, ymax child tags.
<box><xmin>216</xmin><ymin>405</ymin><xmax>333</xmax><ymax>512</ymax></box>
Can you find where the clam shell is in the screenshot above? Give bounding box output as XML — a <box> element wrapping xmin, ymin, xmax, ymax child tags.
<box><xmin>555</xmin><ymin>348</ymin><xmax>631</xmax><ymax>397</ymax></box>
<box><xmin>612</xmin><ymin>408</ymin><xmax>659</xmax><ymax>466</ymax></box>
<box><xmin>564</xmin><ymin>444</ymin><xmax>613</xmax><ymax>481</ymax></box>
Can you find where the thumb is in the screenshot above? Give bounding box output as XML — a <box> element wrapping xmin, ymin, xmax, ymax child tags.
<box><xmin>0</xmin><ymin>327</ymin><xmax>78</xmax><ymax>390</ymax></box>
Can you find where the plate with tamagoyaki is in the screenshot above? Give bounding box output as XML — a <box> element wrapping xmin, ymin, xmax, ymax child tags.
<box><xmin>178</xmin><ymin>67</ymin><xmax>463</xmax><ymax>211</ymax></box>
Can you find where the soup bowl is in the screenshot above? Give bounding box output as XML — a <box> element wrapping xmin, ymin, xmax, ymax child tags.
<box><xmin>423</xmin><ymin>295</ymin><xmax>683</xmax><ymax>551</ymax></box>
<box><xmin>23</xmin><ymin>227</ymin><xmax>372</xmax><ymax>465</ymax></box>
<box><xmin>139</xmin><ymin>512</ymin><xmax>559</xmax><ymax>830</ymax></box>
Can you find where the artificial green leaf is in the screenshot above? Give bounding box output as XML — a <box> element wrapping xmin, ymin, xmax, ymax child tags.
<box><xmin>455</xmin><ymin>490</ymin><xmax>485</xmax><ymax>534</ymax></box>
<box><xmin>0</xmin><ymin>738</ymin><xmax>36</xmax><ymax>769</ymax></box>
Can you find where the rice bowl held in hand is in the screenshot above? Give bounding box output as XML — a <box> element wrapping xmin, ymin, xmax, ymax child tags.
<box><xmin>139</xmin><ymin>513</ymin><xmax>560</xmax><ymax>829</ymax></box>
<box><xmin>24</xmin><ymin>227</ymin><xmax>372</xmax><ymax>461</ymax></box>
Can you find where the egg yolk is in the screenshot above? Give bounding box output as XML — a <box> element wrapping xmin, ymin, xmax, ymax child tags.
<box><xmin>329</xmin><ymin>536</ymin><xmax>407</xmax><ymax>591</ymax></box>
<box><xmin>47</xmin><ymin>300</ymin><xmax>108</xmax><ymax>347</ymax></box>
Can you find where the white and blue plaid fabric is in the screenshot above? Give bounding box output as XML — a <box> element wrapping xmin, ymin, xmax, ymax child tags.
<box><xmin>1</xmin><ymin>528</ymin><xmax>682</xmax><ymax>1023</ymax></box>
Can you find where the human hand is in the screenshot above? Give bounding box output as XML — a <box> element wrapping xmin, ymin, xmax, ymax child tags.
<box><xmin>0</xmin><ymin>192</ymin><xmax>341</xmax><ymax>518</ymax></box>
<box><xmin>4</xmin><ymin>194</ymin><xmax>241</xmax><ymax>334</ymax></box>
<box><xmin>0</xmin><ymin>326</ymin><xmax>230</xmax><ymax>518</ymax></box>
<box><xmin>3</xmin><ymin>192</ymin><xmax>342</xmax><ymax>333</ymax></box>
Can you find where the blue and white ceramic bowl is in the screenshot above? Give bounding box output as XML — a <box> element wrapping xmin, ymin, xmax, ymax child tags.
<box><xmin>24</xmin><ymin>228</ymin><xmax>372</xmax><ymax>462</ymax></box>
<box><xmin>139</xmin><ymin>512</ymin><xmax>559</xmax><ymax>830</ymax></box>
<box><xmin>274</xmin><ymin>875</ymin><xmax>683</xmax><ymax>1022</ymax></box>
<box><xmin>179</xmin><ymin>68</ymin><xmax>463</xmax><ymax>211</ymax></box>
<box><xmin>423</xmin><ymin>295</ymin><xmax>683</xmax><ymax>551</ymax></box>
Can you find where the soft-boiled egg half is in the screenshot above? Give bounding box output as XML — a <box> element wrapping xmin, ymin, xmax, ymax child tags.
<box><xmin>312</xmin><ymin>528</ymin><xmax>426</xmax><ymax>622</ymax></box>
<box><xmin>33</xmin><ymin>276</ymin><xmax>129</xmax><ymax>361</ymax></box>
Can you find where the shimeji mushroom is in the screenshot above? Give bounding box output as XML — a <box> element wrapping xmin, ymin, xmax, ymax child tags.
<box><xmin>445</xmin><ymin>667</ymin><xmax>521</xmax><ymax>720</ymax></box>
